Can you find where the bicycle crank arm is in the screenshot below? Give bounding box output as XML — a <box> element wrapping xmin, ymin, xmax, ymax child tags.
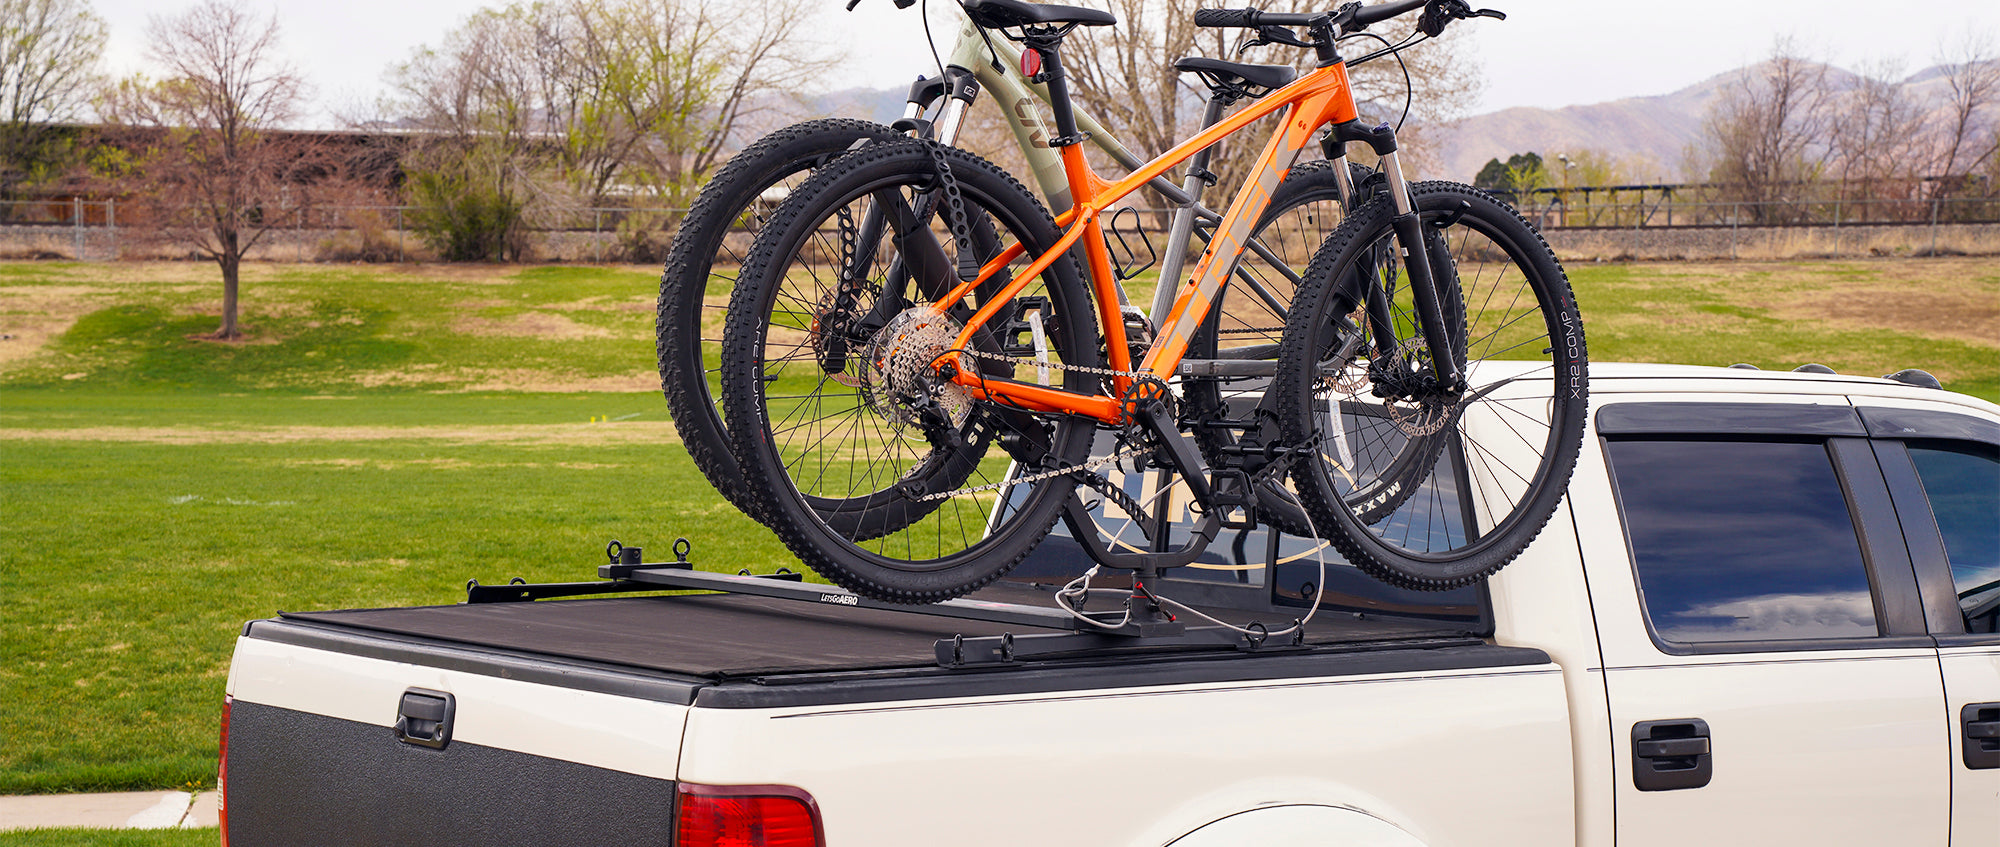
<box><xmin>1131</xmin><ymin>399</ymin><xmax>1215</xmax><ymax>507</ymax></box>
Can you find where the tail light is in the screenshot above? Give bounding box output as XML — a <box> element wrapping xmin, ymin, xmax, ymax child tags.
<box><xmin>218</xmin><ymin>694</ymin><xmax>232</xmax><ymax>846</ymax></box>
<box><xmin>675</xmin><ymin>783</ymin><xmax>824</xmax><ymax>847</ymax></box>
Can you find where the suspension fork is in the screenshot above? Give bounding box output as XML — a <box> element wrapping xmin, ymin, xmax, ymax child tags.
<box><xmin>859</xmin><ymin>67</ymin><xmax>985</xmax><ymax>333</ymax></box>
<box><xmin>1324</xmin><ymin>121</ymin><xmax>1461</xmax><ymax>390</ymax></box>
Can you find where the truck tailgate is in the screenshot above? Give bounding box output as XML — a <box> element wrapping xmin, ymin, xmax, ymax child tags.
<box><xmin>224</xmin><ymin>615</ymin><xmax>697</xmax><ymax>845</ymax></box>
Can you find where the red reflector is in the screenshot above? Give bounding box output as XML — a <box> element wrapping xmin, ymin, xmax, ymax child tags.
<box><xmin>218</xmin><ymin>695</ymin><xmax>231</xmax><ymax>847</ymax></box>
<box><xmin>1020</xmin><ymin>48</ymin><xmax>1042</xmax><ymax>78</ymax></box>
<box><xmin>676</xmin><ymin>785</ymin><xmax>824</xmax><ymax>847</ymax></box>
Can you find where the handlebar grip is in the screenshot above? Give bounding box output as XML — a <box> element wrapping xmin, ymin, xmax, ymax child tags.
<box><xmin>1350</xmin><ymin>0</ymin><xmax>1427</xmax><ymax>29</ymax></box>
<box><xmin>1193</xmin><ymin>8</ymin><xmax>1260</xmax><ymax>28</ymax></box>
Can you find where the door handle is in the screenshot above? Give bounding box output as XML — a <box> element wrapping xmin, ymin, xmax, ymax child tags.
<box><xmin>1963</xmin><ymin>703</ymin><xmax>2000</xmax><ymax>769</ymax></box>
<box><xmin>1635</xmin><ymin>737</ymin><xmax>1710</xmax><ymax>759</ymax></box>
<box><xmin>1633</xmin><ymin>719</ymin><xmax>1711</xmax><ymax>791</ymax></box>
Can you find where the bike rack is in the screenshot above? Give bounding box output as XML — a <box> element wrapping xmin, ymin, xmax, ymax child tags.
<box><xmin>463</xmin><ymin>539</ymin><xmax>1310</xmax><ymax>669</ymax></box>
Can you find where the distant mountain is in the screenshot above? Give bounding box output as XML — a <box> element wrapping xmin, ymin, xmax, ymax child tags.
<box><xmin>798</xmin><ymin>87</ymin><xmax>911</xmax><ymax>127</ymax></box>
<box><xmin>776</xmin><ymin>61</ymin><xmax>1993</xmax><ymax>188</ymax></box>
<box><xmin>1432</xmin><ymin>60</ymin><xmax>1988</xmax><ymax>183</ymax></box>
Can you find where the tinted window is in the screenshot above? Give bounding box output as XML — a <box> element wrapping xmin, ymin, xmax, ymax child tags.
<box><xmin>1907</xmin><ymin>442</ymin><xmax>2000</xmax><ymax>623</ymax></box>
<box><xmin>1608</xmin><ymin>439</ymin><xmax>1878</xmax><ymax>644</ymax></box>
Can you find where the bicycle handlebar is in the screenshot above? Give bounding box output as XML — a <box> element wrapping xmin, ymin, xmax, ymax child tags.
<box><xmin>1192</xmin><ymin>8</ymin><xmax>1286</xmax><ymax>28</ymax></box>
<box><xmin>1351</xmin><ymin>0</ymin><xmax>1428</xmax><ymax>28</ymax></box>
<box><xmin>1195</xmin><ymin>0</ymin><xmax>1497</xmax><ymax>35</ymax></box>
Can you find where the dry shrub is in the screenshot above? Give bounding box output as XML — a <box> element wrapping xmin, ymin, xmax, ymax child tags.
<box><xmin>315</xmin><ymin>209</ymin><xmax>402</xmax><ymax>263</ymax></box>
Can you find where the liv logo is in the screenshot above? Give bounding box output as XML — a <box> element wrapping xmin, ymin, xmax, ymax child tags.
<box><xmin>1013</xmin><ymin>98</ymin><xmax>1050</xmax><ymax>148</ymax></box>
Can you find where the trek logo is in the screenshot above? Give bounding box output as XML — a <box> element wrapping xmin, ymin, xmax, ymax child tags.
<box><xmin>819</xmin><ymin>593</ymin><xmax>859</xmax><ymax>606</ymax></box>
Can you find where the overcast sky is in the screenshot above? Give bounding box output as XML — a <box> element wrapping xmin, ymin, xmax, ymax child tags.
<box><xmin>91</xmin><ymin>0</ymin><xmax>2000</xmax><ymax>125</ymax></box>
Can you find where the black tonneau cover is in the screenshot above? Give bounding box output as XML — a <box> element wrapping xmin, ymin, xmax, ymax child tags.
<box><xmin>253</xmin><ymin>584</ymin><xmax>1547</xmax><ymax>709</ymax></box>
<box><xmin>276</xmin><ymin>584</ymin><xmax>1469</xmax><ymax>678</ymax></box>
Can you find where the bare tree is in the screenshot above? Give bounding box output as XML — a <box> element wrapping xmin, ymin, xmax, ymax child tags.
<box><xmin>99</xmin><ymin>0</ymin><xmax>311</xmax><ymax>340</ymax></box>
<box><xmin>392</xmin><ymin>0</ymin><xmax>832</xmax><ymax>208</ymax></box>
<box><xmin>1697</xmin><ymin>38</ymin><xmax>1833</xmax><ymax>222</ymax></box>
<box><xmin>1826</xmin><ymin>59</ymin><xmax>1927</xmax><ymax>219</ymax></box>
<box><xmin>1928</xmin><ymin>33</ymin><xmax>2000</xmax><ymax>201</ymax></box>
<box><xmin>1063</xmin><ymin>3</ymin><xmax>1482</xmax><ymax>182</ymax></box>
<box><xmin>0</xmin><ymin>0</ymin><xmax>106</xmax><ymax>198</ymax></box>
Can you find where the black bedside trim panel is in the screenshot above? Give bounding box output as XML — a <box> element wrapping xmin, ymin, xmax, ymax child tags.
<box><xmin>225</xmin><ymin>700</ymin><xmax>674</xmax><ymax>846</ymax></box>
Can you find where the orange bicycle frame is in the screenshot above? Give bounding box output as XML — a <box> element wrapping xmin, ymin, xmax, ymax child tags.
<box><xmin>935</xmin><ymin>60</ymin><xmax>1361</xmax><ymax>424</ymax></box>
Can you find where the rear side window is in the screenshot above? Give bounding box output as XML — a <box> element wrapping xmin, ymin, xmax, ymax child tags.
<box><xmin>1907</xmin><ymin>442</ymin><xmax>2000</xmax><ymax>625</ymax></box>
<box><xmin>1607</xmin><ymin>439</ymin><xmax>1878</xmax><ymax>644</ymax></box>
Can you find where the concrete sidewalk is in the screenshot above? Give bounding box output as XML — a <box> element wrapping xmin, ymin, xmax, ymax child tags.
<box><xmin>0</xmin><ymin>790</ymin><xmax>218</xmax><ymax>831</ymax></box>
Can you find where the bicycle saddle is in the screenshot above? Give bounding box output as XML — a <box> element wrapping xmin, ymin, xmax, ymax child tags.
<box><xmin>961</xmin><ymin>0</ymin><xmax>1116</xmax><ymax>29</ymax></box>
<box><xmin>1173</xmin><ymin>57</ymin><xmax>1298</xmax><ymax>93</ymax></box>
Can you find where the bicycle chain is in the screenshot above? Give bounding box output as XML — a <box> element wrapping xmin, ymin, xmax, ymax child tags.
<box><xmin>911</xmin><ymin>443</ymin><xmax>1147</xmax><ymax>502</ymax></box>
<box><xmin>909</xmin><ymin>348</ymin><xmax>1201</xmax><ymax>504</ymax></box>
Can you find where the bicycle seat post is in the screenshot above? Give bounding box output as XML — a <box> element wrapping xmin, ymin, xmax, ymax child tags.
<box><xmin>1017</xmin><ymin>32</ymin><xmax>1086</xmax><ymax>148</ymax></box>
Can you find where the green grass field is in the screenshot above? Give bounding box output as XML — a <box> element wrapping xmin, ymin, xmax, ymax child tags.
<box><xmin>0</xmin><ymin>830</ymin><xmax>215</xmax><ymax>847</ymax></box>
<box><xmin>0</xmin><ymin>257</ymin><xmax>1994</xmax><ymax>796</ymax></box>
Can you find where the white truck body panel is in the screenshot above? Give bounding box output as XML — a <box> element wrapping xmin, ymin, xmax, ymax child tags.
<box><xmin>227</xmin><ymin>636</ymin><xmax>691</xmax><ymax>780</ymax></box>
<box><xmin>675</xmin><ymin>665</ymin><xmax>1573</xmax><ymax>847</ymax></box>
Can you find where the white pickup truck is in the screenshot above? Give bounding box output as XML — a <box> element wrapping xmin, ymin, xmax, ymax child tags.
<box><xmin>220</xmin><ymin>363</ymin><xmax>2000</xmax><ymax>847</ymax></box>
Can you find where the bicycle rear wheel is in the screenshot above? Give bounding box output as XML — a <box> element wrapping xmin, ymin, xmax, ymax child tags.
<box><xmin>1273</xmin><ymin>181</ymin><xmax>1588</xmax><ymax>590</ymax></box>
<box><xmin>721</xmin><ymin>140</ymin><xmax>1099</xmax><ymax>603</ymax></box>
<box><xmin>657</xmin><ymin>118</ymin><xmax>902</xmax><ymax>514</ymax></box>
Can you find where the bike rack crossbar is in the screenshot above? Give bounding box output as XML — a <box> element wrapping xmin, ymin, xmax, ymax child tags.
<box><xmin>598</xmin><ymin>563</ymin><xmax>1102</xmax><ymax>633</ymax></box>
<box><xmin>460</xmin><ymin>540</ymin><xmax>1321</xmax><ymax>670</ymax></box>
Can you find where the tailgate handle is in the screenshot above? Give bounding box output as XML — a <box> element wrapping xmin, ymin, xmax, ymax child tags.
<box><xmin>1632</xmin><ymin>719</ymin><xmax>1711</xmax><ymax>792</ymax></box>
<box><xmin>1964</xmin><ymin>703</ymin><xmax>2000</xmax><ymax>769</ymax></box>
<box><xmin>394</xmin><ymin>688</ymin><xmax>455</xmax><ymax>750</ymax></box>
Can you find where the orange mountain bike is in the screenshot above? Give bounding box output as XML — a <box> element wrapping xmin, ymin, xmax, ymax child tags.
<box><xmin>719</xmin><ymin>0</ymin><xmax>1587</xmax><ymax>605</ymax></box>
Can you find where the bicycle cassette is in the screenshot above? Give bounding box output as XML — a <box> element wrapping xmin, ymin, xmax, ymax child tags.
<box><xmin>862</xmin><ymin>310</ymin><xmax>974</xmax><ymax>431</ymax></box>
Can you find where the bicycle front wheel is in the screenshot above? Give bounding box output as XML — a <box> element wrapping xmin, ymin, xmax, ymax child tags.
<box><xmin>1273</xmin><ymin>181</ymin><xmax>1588</xmax><ymax>590</ymax></box>
<box><xmin>721</xmin><ymin>140</ymin><xmax>1100</xmax><ymax>603</ymax></box>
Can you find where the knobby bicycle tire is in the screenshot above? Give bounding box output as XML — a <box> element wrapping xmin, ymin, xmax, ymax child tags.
<box><xmin>657</xmin><ymin>118</ymin><xmax>903</xmax><ymax>515</ymax></box>
<box><xmin>720</xmin><ymin>140</ymin><xmax>1099</xmax><ymax>603</ymax></box>
<box><xmin>1273</xmin><ymin>181</ymin><xmax>1588</xmax><ymax>590</ymax></box>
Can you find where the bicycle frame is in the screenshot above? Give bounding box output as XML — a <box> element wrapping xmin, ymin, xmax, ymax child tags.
<box><xmin>935</xmin><ymin>54</ymin><xmax>1376</xmax><ymax>426</ymax></box>
<box><xmin>925</xmin><ymin>4</ymin><xmax>1337</xmax><ymax>322</ymax></box>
